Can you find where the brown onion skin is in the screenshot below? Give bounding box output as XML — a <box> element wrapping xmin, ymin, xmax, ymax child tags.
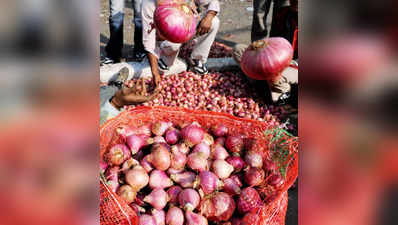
<box><xmin>241</xmin><ymin>37</ymin><xmax>293</xmax><ymax>81</ymax></box>
<box><xmin>117</xmin><ymin>185</ymin><xmax>137</xmax><ymax>204</ymax></box>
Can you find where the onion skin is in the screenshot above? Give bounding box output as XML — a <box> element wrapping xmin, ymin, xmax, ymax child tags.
<box><xmin>140</xmin><ymin>214</ymin><xmax>157</xmax><ymax>225</ymax></box>
<box><xmin>187</xmin><ymin>152</ymin><xmax>208</xmax><ymax>172</ymax></box>
<box><xmin>196</xmin><ymin>171</ymin><xmax>222</xmax><ymax>194</ymax></box>
<box><xmin>178</xmin><ymin>188</ymin><xmax>200</xmax><ymax>211</ymax></box>
<box><xmin>231</xmin><ymin>218</ymin><xmax>242</xmax><ymax>225</ymax></box>
<box><xmin>148</xmin><ymin>144</ymin><xmax>171</xmax><ymax>171</ymax></box>
<box><xmin>105</xmin><ymin>166</ymin><xmax>119</xmax><ymax>193</ymax></box>
<box><xmin>144</xmin><ymin>188</ymin><xmax>170</xmax><ymax>210</ymax></box>
<box><xmin>200</xmin><ymin>192</ymin><xmax>236</xmax><ymax>222</ymax></box>
<box><xmin>170</xmin><ymin>146</ymin><xmax>187</xmax><ymax>170</ymax></box>
<box><xmin>212</xmin><ymin>159</ymin><xmax>234</xmax><ymax>179</ymax></box>
<box><xmin>203</xmin><ymin>133</ymin><xmax>215</xmax><ymax>146</ymax></box>
<box><xmin>211</xmin><ymin>144</ymin><xmax>230</xmax><ymax>160</ymax></box>
<box><xmin>106</xmin><ymin>144</ymin><xmax>130</xmax><ymax>166</ymax></box>
<box><xmin>152</xmin><ymin>209</ymin><xmax>166</xmax><ymax>225</ymax></box>
<box><xmin>181</xmin><ymin>123</ymin><xmax>205</xmax><ymax>147</ymax></box>
<box><xmin>241</xmin><ymin>211</ymin><xmax>258</xmax><ymax>225</ymax></box>
<box><xmin>226</xmin><ymin>156</ymin><xmax>246</xmax><ymax>172</ymax></box>
<box><xmin>225</xmin><ymin>135</ymin><xmax>244</xmax><ymax>155</ymax></box>
<box><xmin>154</xmin><ymin>136</ymin><xmax>167</xmax><ymax>144</ymax></box>
<box><xmin>165</xmin><ymin>128</ymin><xmax>181</xmax><ymax>145</ymax></box>
<box><xmin>174</xmin><ymin>143</ymin><xmax>189</xmax><ymax>154</ymax></box>
<box><xmin>263</xmin><ymin>159</ymin><xmax>278</xmax><ymax>172</ymax></box>
<box><xmin>237</xmin><ymin>187</ymin><xmax>262</xmax><ymax>214</ymax></box>
<box><xmin>122</xmin><ymin>159</ymin><xmax>140</xmax><ymax>174</ymax></box>
<box><xmin>117</xmin><ymin>185</ymin><xmax>137</xmax><ymax>204</ymax></box>
<box><xmin>268</xmin><ymin>173</ymin><xmax>284</xmax><ymax>188</ymax></box>
<box><xmin>149</xmin><ymin>170</ymin><xmax>174</xmax><ymax>189</ymax></box>
<box><xmin>185</xmin><ymin>210</ymin><xmax>208</xmax><ymax>225</ymax></box>
<box><xmin>223</xmin><ymin>175</ymin><xmax>242</xmax><ymax>195</ymax></box>
<box><xmin>241</xmin><ymin>37</ymin><xmax>293</xmax><ymax>81</ymax></box>
<box><xmin>126</xmin><ymin>165</ymin><xmax>149</xmax><ymax>191</ymax></box>
<box><xmin>141</xmin><ymin>155</ymin><xmax>154</xmax><ymax>173</ymax></box>
<box><xmin>211</xmin><ymin>124</ymin><xmax>228</xmax><ymax>137</ymax></box>
<box><xmin>192</xmin><ymin>143</ymin><xmax>211</xmax><ymax>159</ymax></box>
<box><xmin>244</xmin><ymin>151</ymin><xmax>263</xmax><ymax>168</ymax></box>
<box><xmin>127</xmin><ymin>135</ymin><xmax>147</xmax><ymax>155</ymax></box>
<box><xmin>170</xmin><ymin>171</ymin><xmax>196</xmax><ymax>188</ymax></box>
<box><xmin>154</xmin><ymin>2</ymin><xmax>197</xmax><ymax>43</ymax></box>
<box><xmin>166</xmin><ymin>206</ymin><xmax>184</xmax><ymax>225</ymax></box>
<box><xmin>152</xmin><ymin>121</ymin><xmax>172</xmax><ymax>136</ymax></box>
<box><xmin>167</xmin><ymin>186</ymin><xmax>182</xmax><ymax>204</ymax></box>
<box><xmin>244</xmin><ymin>167</ymin><xmax>265</xmax><ymax>187</ymax></box>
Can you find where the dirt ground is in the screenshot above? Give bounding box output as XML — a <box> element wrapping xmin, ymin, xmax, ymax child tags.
<box><xmin>100</xmin><ymin>0</ymin><xmax>274</xmax><ymax>58</ymax></box>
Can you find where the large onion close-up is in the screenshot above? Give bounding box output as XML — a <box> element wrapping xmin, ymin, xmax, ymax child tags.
<box><xmin>154</xmin><ymin>1</ymin><xmax>197</xmax><ymax>43</ymax></box>
<box><xmin>240</xmin><ymin>37</ymin><xmax>293</xmax><ymax>81</ymax></box>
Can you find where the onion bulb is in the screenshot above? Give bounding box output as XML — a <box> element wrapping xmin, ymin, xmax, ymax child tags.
<box><xmin>117</xmin><ymin>184</ymin><xmax>137</xmax><ymax>204</ymax></box>
<box><xmin>125</xmin><ymin>165</ymin><xmax>149</xmax><ymax>191</ymax></box>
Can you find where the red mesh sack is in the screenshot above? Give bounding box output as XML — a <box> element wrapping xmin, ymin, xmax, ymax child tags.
<box><xmin>100</xmin><ymin>106</ymin><xmax>298</xmax><ymax>225</ymax></box>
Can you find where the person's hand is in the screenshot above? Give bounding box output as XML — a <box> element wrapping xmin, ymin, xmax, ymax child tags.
<box><xmin>197</xmin><ymin>11</ymin><xmax>216</xmax><ymax>36</ymax></box>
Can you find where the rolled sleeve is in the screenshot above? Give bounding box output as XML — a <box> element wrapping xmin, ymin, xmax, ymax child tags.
<box><xmin>141</xmin><ymin>0</ymin><xmax>159</xmax><ymax>58</ymax></box>
<box><xmin>196</xmin><ymin>0</ymin><xmax>220</xmax><ymax>13</ymax></box>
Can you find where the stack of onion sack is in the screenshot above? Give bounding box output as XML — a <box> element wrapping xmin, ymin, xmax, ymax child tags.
<box><xmin>100</xmin><ymin>107</ymin><xmax>298</xmax><ymax>225</ymax></box>
<box><xmin>125</xmin><ymin>71</ymin><xmax>296</xmax><ymax>131</ymax></box>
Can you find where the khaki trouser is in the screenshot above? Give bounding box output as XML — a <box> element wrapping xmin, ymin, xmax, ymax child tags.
<box><xmin>233</xmin><ymin>43</ymin><xmax>298</xmax><ymax>102</ymax></box>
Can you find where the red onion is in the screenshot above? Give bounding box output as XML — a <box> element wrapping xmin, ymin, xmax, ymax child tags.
<box><xmin>127</xmin><ymin>135</ymin><xmax>148</xmax><ymax>155</ymax></box>
<box><xmin>244</xmin><ymin>151</ymin><xmax>263</xmax><ymax>168</ymax></box>
<box><xmin>144</xmin><ymin>188</ymin><xmax>169</xmax><ymax>210</ymax></box>
<box><xmin>181</xmin><ymin>123</ymin><xmax>205</xmax><ymax>147</ymax></box>
<box><xmin>148</xmin><ymin>144</ymin><xmax>171</xmax><ymax>171</ymax></box>
<box><xmin>268</xmin><ymin>173</ymin><xmax>284</xmax><ymax>188</ymax></box>
<box><xmin>154</xmin><ymin>2</ymin><xmax>197</xmax><ymax>43</ymax></box>
<box><xmin>116</xmin><ymin>125</ymin><xmax>136</xmax><ymax>141</ymax></box>
<box><xmin>223</xmin><ymin>175</ymin><xmax>242</xmax><ymax>195</ymax></box>
<box><xmin>170</xmin><ymin>171</ymin><xmax>196</xmax><ymax>188</ymax></box>
<box><xmin>167</xmin><ymin>167</ymin><xmax>184</xmax><ymax>175</ymax></box>
<box><xmin>212</xmin><ymin>159</ymin><xmax>234</xmax><ymax>179</ymax></box>
<box><xmin>225</xmin><ymin>135</ymin><xmax>244</xmax><ymax>155</ymax></box>
<box><xmin>226</xmin><ymin>156</ymin><xmax>246</xmax><ymax>172</ymax></box>
<box><xmin>241</xmin><ymin>211</ymin><xmax>259</xmax><ymax>225</ymax></box>
<box><xmin>152</xmin><ymin>209</ymin><xmax>166</xmax><ymax>225</ymax></box>
<box><xmin>192</xmin><ymin>143</ymin><xmax>211</xmax><ymax>158</ymax></box>
<box><xmin>170</xmin><ymin>146</ymin><xmax>187</xmax><ymax>170</ymax></box>
<box><xmin>149</xmin><ymin>170</ymin><xmax>173</xmax><ymax>189</ymax></box>
<box><xmin>105</xmin><ymin>166</ymin><xmax>119</xmax><ymax>193</ymax></box>
<box><xmin>165</xmin><ymin>128</ymin><xmax>180</xmax><ymax>145</ymax></box>
<box><xmin>154</xmin><ymin>136</ymin><xmax>167</xmax><ymax>144</ymax></box>
<box><xmin>131</xmin><ymin>203</ymin><xmax>146</xmax><ymax>214</ymax></box>
<box><xmin>126</xmin><ymin>165</ymin><xmax>149</xmax><ymax>191</ymax></box>
<box><xmin>231</xmin><ymin>218</ymin><xmax>242</xmax><ymax>225</ymax></box>
<box><xmin>152</xmin><ymin>121</ymin><xmax>172</xmax><ymax>136</ymax></box>
<box><xmin>140</xmin><ymin>214</ymin><xmax>157</xmax><ymax>225</ymax></box>
<box><xmin>166</xmin><ymin>206</ymin><xmax>184</xmax><ymax>225</ymax></box>
<box><xmin>185</xmin><ymin>211</ymin><xmax>208</xmax><ymax>225</ymax></box>
<box><xmin>200</xmin><ymin>192</ymin><xmax>236</xmax><ymax>222</ymax></box>
<box><xmin>237</xmin><ymin>187</ymin><xmax>262</xmax><ymax>213</ymax></box>
<box><xmin>187</xmin><ymin>152</ymin><xmax>208</xmax><ymax>172</ymax></box>
<box><xmin>117</xmin><ymin>184</ymin><xmax>137</xmax><ymax>204</ymax></box>
<box><xmin>167</xmin><ymin>186</ymin><xmax>182</xmax><ymax>204</ymax></box>
<box><xmin>178</xmin><ymin>188</ymin><xmax>200</xmax><ymax>211</ymax></box>
<box><xmin>203</xmin><ymin>133</ymin><xmax>215</xmax><ymax>146</ymax></box>
<box><xmin>106</xmin><ymin>144</ymin><xmax>130</xmax><ymax>166</ymax></box>
<box><xmin>195</xmin><ymin>171</ymin><xmax>222</xmax><ymax>194</ymax></box>
<box><xmin>211</xmin><ymin>124</ymin><xmax>228</xmax><ymax>137</ymax></box>
<box><xmin>135</xmin><ymin>192</ymin><xmax>146</xmax><ymax>206</ymax></box>
<box><xmin>244</xmin><ymin>167</ymin><xmax>265</xmax><ymax>187</ymax></box>
<box><xmin>215</xmin><ymin>137</ymin><xmax>226</xmax><ymax>146</ymax></box>
<box><xmin>141</xmin><ymin>155</ymin><xmax>154</xmax><ymax>173</ymax></box>
<box><xmin>263</xmin><ymin>159</ymin><xmax>278</xmax><ymax>172</ymax></box>
<box><xmin>122</xmin><ymin>159</ymin><xmax>140</xmax><ymax>174</ymax></box>
<box><xmin>211</xmin><ymin>144</ymin><xmax>230</xmax><ymax>160</ymax></box>
<box><xmin>172</xmin><ymin>143</ymin><xmax>189</xmax><ymax>155</ymax></box>
<box><xmin>241</xmin><ymin>37</ymin><xmax>293</xmax><ymax>81</ymax></box>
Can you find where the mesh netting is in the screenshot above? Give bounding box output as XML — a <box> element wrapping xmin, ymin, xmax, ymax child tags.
<box><xmin>100</xmin><ymin>106</ymin><xmax>298</xmax><ymax>225</ymax></box>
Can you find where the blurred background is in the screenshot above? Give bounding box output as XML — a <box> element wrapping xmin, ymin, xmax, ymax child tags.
<box><xmin>0</xmin><ymin>0</ymin><xmax>99</xmax><ymax>225</ymax></box>
<box><xmin>300</xmin><ymin>0</ymin><xmax>398</xmax><ymax>225</ymax></box>
<box><xmin>0</xmin><ymin>0</ymin><xmax>397</xmax><ymax>224</ymax></box>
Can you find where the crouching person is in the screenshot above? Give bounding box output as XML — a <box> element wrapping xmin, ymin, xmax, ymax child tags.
<box><xmin>142</xmin><ymin>0</ymin><xmax>220</xmax><ymax>77</ymax></box>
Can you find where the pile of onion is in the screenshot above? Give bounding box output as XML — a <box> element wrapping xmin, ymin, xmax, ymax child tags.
<box><xmin>154</xmin><ymin>1</ymin><xmax>197</xmax><ymax>43</ymax></box>
<box><xmin>101</xmin><ymin>121</ymin><xmax>286</xmax><ymax>225</ymax></box>
<box><xmin>240</xmin><ymin>37</ymin><xmax>293</xmax><ymax>81</ymax></box>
